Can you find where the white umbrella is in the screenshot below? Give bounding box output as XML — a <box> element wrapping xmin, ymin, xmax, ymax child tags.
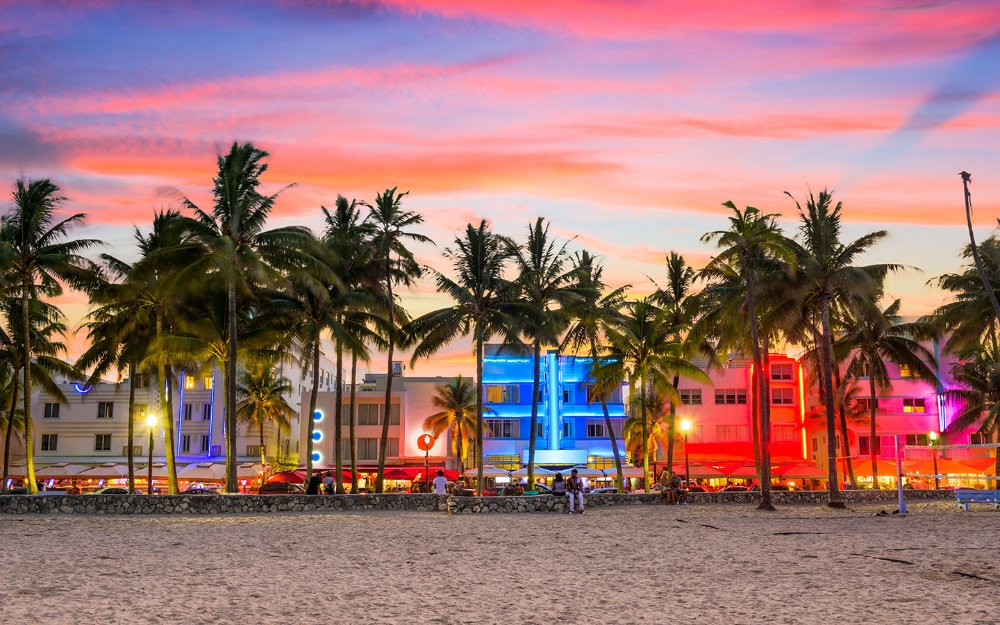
<box><xmin>237</xmin><ymin>463</ymin><xmax>263</xmax><ymax>479</ymax></box>
<box><xmin>619</xmin><ymin>466</ymin><xmax>645</xmax><ymax>478</ymax></box>
<box><xmin>463</xmin><ymin>465</ymin><xmax>509</xmax><ymax>478</ymax></box>
<box><xmin>35</xmin><ymin>463</ymin><xmax>88</xmax><ymax>478</ymax></box>
<box><xmin>177</xmin><ymin>462</ymin><xmax>226</xmax><ymax>482</ymax></box>
<box><xmin>567</xmin><ymin>466</ymin><xmax>604</xmax><ymax>478</ymax></box>
<box><xmin>511</xmin><ymin>466</ymin><xmax>554</xmax><ymax>477</ymax></box>
<box><xmin>5</xmin><ymin>464</ymin><xmax>27</xmax><ymax>478</ymax></box>
<box><xmin>76</xmin><ymin>463</ymin><xmax>130</xmax><ymax>479</ymax></box>
<box><xmin>133</xmin><ymin>464</ymin><xmax>170</xmax><ymax>479</ymax></box>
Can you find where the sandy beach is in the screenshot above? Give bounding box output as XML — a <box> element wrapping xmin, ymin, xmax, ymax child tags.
<box><xmin>0</xmin><ymin>501</ymin><xmax>997</xmax><ymax>625</ymax></box>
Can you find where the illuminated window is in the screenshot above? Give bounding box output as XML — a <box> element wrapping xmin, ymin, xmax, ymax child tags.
<box><xmin>771</xmin><ymin>388</ymin><xmax>794</xmax><ymax>405</ymax></box>
<box><xmin>679</xmin><ymin>389</ymin><xmax>702</xmax><ymax>405</ymax></box>
<box><xmin>204</xmin><ymin>376</ymin><xmax>213</xmax><ymax>390</ymax></box>
<box><xmin>184</xmin><ymin>376</ymin><xmax>195</xmax><ymax>390</ymax></box>
<box><xmin>714</xmin><ymin>389</ymin><xmax>747</xmax><ymax>405</ymax></box>
<box><xmin>484</xmin><ymin>418</ymin><xmax>520</xmax><ymax>438</ymax></box>
<box><xmin>903</xmin><ymin>398</ymin><xmax>926</xmax><ymax>413</ymax></box>
<box><xmin>136</xmin><ymin>403</ymin><xmax>148</xmax><ymax>418</ymax></box>
<box><xmin>771</xmin><ymin>364</ymin><xmax>793</xmax><ymax>381</ymax></box>
<box><xmin>898</xmin><ymin>363</ymin><xmax>915</xmax><ymax>378</ymax></box>
<box><xmin>485</xmin><ymin>384</ymin><xmax>519</xmax><ymax>403</ymax></box>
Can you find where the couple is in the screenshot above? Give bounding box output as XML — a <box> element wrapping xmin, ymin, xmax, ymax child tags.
<box><xmin>552</xmin><ymin>469</ymin><xmax>585</xmax><ymax>514</ymax></box>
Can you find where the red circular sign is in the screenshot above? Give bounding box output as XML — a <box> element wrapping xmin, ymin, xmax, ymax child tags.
<box><xmin>416</xmin><ymin>434</ymin><xmax>435</xmax><ymax>451</ymax></box>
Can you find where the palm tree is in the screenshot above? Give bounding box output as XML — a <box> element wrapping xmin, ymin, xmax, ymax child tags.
<box><xmin>366</xmin><ymin>188</ymin><xmax>429</xmax><ymax>494</ymax></box>
<box><xmin>236</xmin><ymin>360</ymin><xmax>295</xmax><ymax>467</ymax></box>
<box><xmin>179</xmin><ymin>143</ymin><xmax>308</xmax><ymax>493</ymax></box>
<box><xmin>927</xmin><ymin>236</ymin><xmax>1000</xmax><ymax>356</ymax></box>
<box><xmin>837</xmin><ymin>299</ymin><xmax>938</xmax><ymax>485</ymax></box>
<box><xmin>509</xmin><ymin>218</ymin><xmax>578</xmax><ymax>488</ymax></box>
<box><xmin>1</xmin><ymin>179</ymin><xmax>99</xmax><ymax>494</ymax></box>
<box><xmin>945</xmin><ymin>348</ymin><xmax>1000</xmax><ymax>479</ymax></box>
<box><xmin>959</xmin><ymin>171</ymin><xmax>1000</xmax><ymax>321</ymax></box>
<box><xmin>595</xmin><ymin>298</ymin><xmax>708</xmax><ymax>493</ymax></box>
<box><xmin>422</xmin><ymin>376</ymin><xmax>486</xmax><ymax>476</ymax></box>
<box><xmin>408</xmin><ymin>220</ymin><xmax>518</xmax><ymax>495</ymax></box>
<box><xmin>561</xmin><ymin>250</ymin><xmax>627</xmax><ymax>488</ymax></box>
<box><xmin>624</xmin><ymin>387</ymin><xmax>671</xmax><ymax>470</ymax></box>
<box><xmin>785</xmin><ymin>189</ymin><xmax>898</xmax><ymax>507</ymax></box>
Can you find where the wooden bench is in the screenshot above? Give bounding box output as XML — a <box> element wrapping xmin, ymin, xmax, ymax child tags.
<box><xmin>955</xmin><ymin>489</ymin><xmax>1000</xmax><ymax>511</ymax></box>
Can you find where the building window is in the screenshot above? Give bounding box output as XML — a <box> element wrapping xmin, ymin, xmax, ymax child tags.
<box><xmin>184</xmin><ymin>376</ymin><xmax>196</xmax><ymax>390</ymax></box>
<box><xmin>716</xmin><ymin>425</ymin><xmax>750</xmax><ymax>441</ymax></box>
<box><xmin>204</xmin><ymin>376</ymin><xmax>213</xmax><ymax>390</ymax></box>
<box><xmin>562</xmin><ymin>388</ymin><xmax>572</xmax><ymax>403</ymax></box>
<box><xmin>857</xmin><ymin>398</ymin><xmax>872</xmax><ymax>413</ymax></box>
<box><xmin>970</xmin><ymin>432</ymin><xmax>988</xmax><ymax>445</ymax></box>
<box><xmin>357</xmin><ymin>404</ymin><xmax>380</xmax><ymax>426</ymax></box>
<box><xmin>903</xmin><ymin>398</ymin><xmax>926</xmax><ymax>413</ymax></box>
<box><xmin>484</xmin><ymin>418</ymin><xmax>520</xmax><ymax>438</ymax></box>
<box><xmin>246</xmin><ymin>445</ymin><xmax>263</xmax><ymax>456</ymax></box>
<box><xmin>587</xmin><ymin>418</ymin><xmax>623</xmax><ymax>438</ymax></box>
<box><xmin>133</xmin><ymin>373</ymin><xmax>149</xmax><ymax>389</ymax></box>
<box><xmin>586</xmin><ymin>384</ymin><xmax>600</xmax><ymax>404</ymax></box>
<box><xmin>904</xmin><ymin>433</ymin><xmax>930</xmax><ymax>446</ymax></box>
<box><xmin>536</xmin><ymin>421</ymin><xmax>544</xmax><ymax>437</ymax></box>
<box><xmin>898</xmin><ymin>363</ymin><xmax>916</xmax><ymax>378</ymax></box>
<box><xmin>354</xmin><ymin>437</ymin><xmax>398</xmax><ymax>459</ymax></box>
<box><xmin>771</xmin><ymin>363</ymin><xmax>793</xmax><ymax>381</ymax></box>
<box><xmin>95</xmin><ymin>434</ymin><xmax>112</xmax><ymax>451</ymax></box>
<box><xmin>563</xmin><ymin>421</ymin><xmax>573</xmax><ymax>438</ymax></box>
<box><xmin>772</xmin><ymin>425</ymin><xmax>797</xmax><ymax>442</ymax></box>
<box><xmin>43</xmin><ymin>403</ymin><xmax>60</xmax><ymax>419</ymax></box>
<box><xmin>183</xmin><ymin>404</ymin><xmax>193</xmax><ymax>421</ymax></box>
<box><xmin>389</xmin><ymin>404</ymin><xmax>400</xmax><ymax>425</ymax></box>
<box><xmin>200</xmin><ymin>435</ymin><xmax>210</xmax><ymax>453</ymax></box>
<box><xmin>123</xmin><ymin>445</ymin><xmax>142</xmax><ymax>456</ymax></box>
<box><xmin>135</xmin><ymin>403</ymin><xmax>148</xmax><ymax>419</ymax></box>
<box><xmin>97</xmin><ymin>402</ymin><xmax>114</xmax><ymax>419</ymax></box>
<box><xmin>181</xmin><ymin>435</ymin><xmax>191</xmax><ymax>453</ymax></box>
<box><xmin>679</xmin><ymin>389</ymin><xmax>702</xmax><ymax>405</ymax></box>
<box><xmin>771</xmin><ymin>388</ymin><xmax>794</xmax><ymax>405</ymax></box>
<box><xmin>201</xmin><ymin>404</ymin><xmax>211</xmax><ymax>421</ymax></box>
<box><xmin>858</xmin><ymin>435</ymin><xmax>882</xmax><ymax>456</ymax></box>
<box><xmin>714</xmin><ymin>389</ymin><xmax>747</xmax><ymax>405</ymax></box>
<box><xmin>485</xmin><ymin>384</ymin><xmax>520</xmax><ymax>403</ymax></box>
<box><xmin>41</xmin><ymin>433</ymin><xmax>58</xmax><ymax>451</ymax></box>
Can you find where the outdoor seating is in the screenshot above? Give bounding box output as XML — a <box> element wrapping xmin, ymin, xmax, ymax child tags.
<box><xmin>954</xmin><ymin>489</ymin><xmax>1000</xmax><ymax>511</ymax></box>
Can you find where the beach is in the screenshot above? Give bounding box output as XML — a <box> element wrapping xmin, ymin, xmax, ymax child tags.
<box><xmin>0</xmin><ymin>501</ymin><xmax>997</xmax><ymax>625</ymax></box>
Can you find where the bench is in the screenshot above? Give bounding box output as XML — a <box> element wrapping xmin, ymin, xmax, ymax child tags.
<box><xmin>955</xmin><ymin>489</ymin><xmax>1000</xmax><ymax>511</ymax></box>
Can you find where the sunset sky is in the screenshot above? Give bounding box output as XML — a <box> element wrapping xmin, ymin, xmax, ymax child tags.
<box><xmin>3</xmin><ymin>1</ymin><xmax>1000</xmax><ymax>377</ymax></box>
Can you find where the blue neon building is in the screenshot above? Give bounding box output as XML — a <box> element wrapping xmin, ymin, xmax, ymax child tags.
<box><xmin>481</xmin><ymin>345</ymin><xmax>626</xmax><ymax>468</ymax></box>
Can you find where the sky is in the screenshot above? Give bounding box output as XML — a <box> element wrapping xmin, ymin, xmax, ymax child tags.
<box><xmin>2</xmin><ymin>0</ymin><xmax>1000</xmax><ymax>378</ymax></box>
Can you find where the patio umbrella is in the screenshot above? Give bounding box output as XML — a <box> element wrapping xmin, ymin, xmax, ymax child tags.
<box><xmin>34</xmin><ymin>463</ymin><xmax>88</xmax><ymax>478</ymax></box>
<box><xmin>675</xmin><ymin>463</ymin><xmax>726</xmax><ymax>479</ymax></box>
<box><xmin>412</xmin><ymin>469</ymin><xmax>459</xmax><ymax>482</ymax></box>
<box><xmin>842</xmin><ymin>458</ymin><xmax>899</xmax><ymax>477</ymax></box>
<box><xmin>266</xmin><ymin>470</ymin><xmax>305</xmax><ymax>484</ymax></box>
<box><xmin>236</xmin><ymin>463</ymin><xmax>263</xmax><ymax>479</ymax></box>
<box><xmin>76</xmin><ymin>463</ymin><xmax>130</xmax><ymax>479</ymax></box>
<box><xmin>511</xmin><ymin>466</ymin><xmax>554</xmax><ymax>477</ymax></box>
<box><xmin>177</xmin><ymin>462</ymin><xmax>226</xmax><ymax>482</ymax></box>
<box><xmin>725</xmin><ymin>465</ymin><xmax>759</xmax><ymax>478</ymax></box>
<box><xmin>4</xmin><ymin>464</ymin><xmax>27</xmax><ymax>478</ymax></box>
<box><xmin>133</xmin><ymin>464</ymin><xmax>170</xmax><ymax>479</ymax></box>
<box><xmin>773</xmin><ymin>463</ymin><xmax>826</xmax><ymax>480</ymax></box>
<box><xmin>566</xmin><ymin>466</ymin><xmax>604</xmax><ymax>478</ymax></box>
<box><xmin>383</xmin><ymin>468</ymin><xmax>412</xmax><ymax>480</ymax></box>
<box><xmin>906</xmin><ymin>457</ymin><xmax>978</xmax><ymax>476</ymax></box>
<box><xmin>464</xmin><ymin>465</ymin><xmax>509</xmax><ymax>478</ymax></box>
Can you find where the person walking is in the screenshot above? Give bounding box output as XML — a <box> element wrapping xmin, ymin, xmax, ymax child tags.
<box><xmin>566</xmin><ymin>468</ymin><xmax>585</xmax><ymax>514</ymax></box>
<box><xmin>432</xmin><ymin>470</ymin><xmax>448</xmax><ymax>495</ymax></box>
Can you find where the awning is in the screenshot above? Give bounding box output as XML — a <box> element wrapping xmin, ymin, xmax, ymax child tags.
<box><xmin>464</xmin><ymin>465</ymin><xmax>510</xmax><ymax>478</ymax></box>
<box><xmin>773</xmin><ymin>463</ymin><xmax>826</xmax><ymax>479</ymax></box>
<box><xmin>672</xmin><ymin>463</ymin><xmax>726</xmax><ymax>478</ymax></box>
<box><xmin>177</xmin><ymin>462</ymin><xmax>226</xmax><ymax>482</ymax></box>
<box><xmin>905</xmin><ymin>457</ymin><xmax>979</xmax><ymax>476</ymax></box>
<box><xmin>725</xmin><ymin>465</ymin><xmax>759</xmax><ymax>478</ymax></box>
<box><xmin>842</xmin><ymin>458</ymin><xmax>900</xmax><ymax>477</ymax></box>
<box><xmin>34</xmin><ymin>463</ymin><xmax>88</xmax><ymax>478</ymax></box>
<box><xmin>133</xmin><ymin>464</ymin><xmax>171</xmax><ymax>479</ymax></box>
<box><xmin>76</xmin><ymin>463</ymin><xmax>130</xmax><ymax>479</ymax></box>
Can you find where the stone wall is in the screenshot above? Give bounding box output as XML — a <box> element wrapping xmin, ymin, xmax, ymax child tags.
<box><xmin>0</xmin><ymin>493</ymin><xmax>449</xmax><ymax>515</ymax></box>
<box><xmin>0</xmin><ymin>489</ymin><xmax>952</xmax><ymax>515</ymax></box>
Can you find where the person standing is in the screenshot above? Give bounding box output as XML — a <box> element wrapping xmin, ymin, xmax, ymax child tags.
<box><xmin>432</xmin><ymin>470</ymin><xmax>449</xmax><ymax>495</ymax></box>
<box><xmin>566</xmin><ymin>468</ymin><xmax>585</xmax><ymax>514</ymax></box>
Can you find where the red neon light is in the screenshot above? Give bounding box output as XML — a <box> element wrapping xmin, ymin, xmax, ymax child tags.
<box><xmin>798</xmin><ymin>362</ymin><xmax>807</xmax><ymax>459</ymax></box>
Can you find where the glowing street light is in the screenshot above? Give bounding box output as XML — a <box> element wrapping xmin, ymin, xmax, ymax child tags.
<box><xmin>146</xmin><ymin>414</ymin><xmax>158</xmax><ymax>495</ymax></box>
<box><xmin>417</xmin><ymin>433</ymin><xmax>435</xmax><ymax>490</ymax></box>
<box><xmin>929</xmin><ymin>431</ymin><xmax>940</xmax><ymax>490</ymax></box>
<box><xmin>679</xmin><ymin>418</ymin><xmax>692</xmax><ymax>492</ymax></box>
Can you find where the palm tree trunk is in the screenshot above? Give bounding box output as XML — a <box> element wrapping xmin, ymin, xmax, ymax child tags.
<box><xmin>961</xmin><ymin>172</ymin><xmax>1000</xmax><ymax>321</ymax></box>
<box><xmin>163</xmin><ymin>367</ymin><xmax>179</xmax><ymax>494</ymax></box>
<box><xmin>820</xmin><ymin>302</ymin><xmax>845</xmax><ymax>507</ymax></box>
<box><xmin>127</xmin><ymin>363</ymin><xmax>136</xmax><ymax>493</ymax></box>
<box><xmin>22</xmin><ymin>291</ymin><xmax>37</xmax><ymax>495</ymax></box>
<box><xmin>832</xmin><ymin>365</ymin><xmax>857</xmax><ymax>489</ymax></box>
<box><xmin>745</xmin><ymin>280</ymin><xmax>774</xmax><ymax>511</ymax></box>
<box><xmin>456</xmin><ymin>420</ymin><xmax>465</xmax><ymax>477</ymax></box>
<box><xmin>527</xmin><ymin>338</ymin><xmax>541</xmax><ymax>489</ymax></box>
<box><xmin>376</xmin><ymin>264</ymin><xmax>395</xmax><ymax>494</ymax></box>
<box><xmin>259</xmin><ymin>423</ymin><xmax>266</xmax><ymax>469</ymax></box>
<box><xmin>591</xmin><ymin>338</ymin><xmax>624</xmax><ymax>489</ymax></box>
<box><xmin>2</xmin><ymin>367</ymin><xmax>19</xmax><ymax>494</ymax></box>
<box><xmin>475</xmin><ymin>333</ymin><xmax>485</xmax><ymax>496</ymax></box>
<box><xmin>640</xmin><ymin>371</ymin><xmax>649</xmax><ymax>493</ymax></box>
<box><xmin>869</xmin><ymin>374</ymin><xmax>879</xmax><ymax>487</ymax></box>
<box><xmin>304</xmin><ymin>336</ymin><xmax>321</xmax><ymax>486</ymax></box>
<box><xmin>349</xmin><ymin>352</ymin><xmax>358</xmax><ymax>493</ymax></box>
<box><xmin>666</xmin><ymin>374</ymin><xmax>679</xmax><ymax>474</ymax></box>
<box><xmin>750</xmin><ymin>365</ymin><xmax>761</xmax><ymax>481</ymax></box>
<box><xmin>225</xmin><ymin>280</ymin><xmax>239</xmax><ymax>493</ymax></box>
<box><xmin>334</xmin><ymin>338</ymin><xmax>345</xmax><ymax>494</ymax></box>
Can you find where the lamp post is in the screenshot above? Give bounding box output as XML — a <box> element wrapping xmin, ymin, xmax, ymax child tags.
<box><xmin>146</xmin><ymin>414</ymin><xmax>157</xmax><ymax>495</ymax></box>
<box><xmin>679</xmin><ymin>418</ymin><xmax>692</xmax><ymax>490</ymax></box>
<box><xmin>417</xmin><ymin>433</ymin><xmax>435</xmax><ymax>491</ymax></box>
<box><xmin>929</xmin><ymin>431</ymin><xmax>940</xmax><ymax>490</ymax></box>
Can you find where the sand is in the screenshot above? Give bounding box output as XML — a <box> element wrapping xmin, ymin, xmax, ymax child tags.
<box><xmin>0</xmin><ymin>501</ymin><xmax>997</xmax><ymax>625</ymax></box>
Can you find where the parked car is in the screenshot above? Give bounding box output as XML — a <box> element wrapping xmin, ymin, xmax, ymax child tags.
<box><xmin>719</xmin><ymin>485</ymin><xmax>749</xmax><ymax>492</ymax></box>
<box><xmin>258</xmin><ymin>482</ymin><xmax>304</xmax><ymax>495</ymax></box>
<box><xmin>183</xmin><ymin>487</ymin><xmax>221</xmax><ymax>495</ymax></box>
<box><xmin>686</xmin><ymin>485</ymin><xmax>711</xmax><ymax>493</ymax></box>
<box><xmin>90</xmin><ymin>487</ymin><xmax>130</xmax><ymax>495</ymax></box>
<box><xmin>533</xmin><ymin>482</ymin><xmax>554</xmax><ymax>495</ymax></box>
<box><xmin>586</xmin><ymin>487</ymin><xmax>618</xmax><ymax>495</ymax></box>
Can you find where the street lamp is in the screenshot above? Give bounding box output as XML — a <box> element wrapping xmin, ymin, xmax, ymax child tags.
<box><xmin>146</xmin><ymin>414</ymin><xmax>157</xmax><ymax>495</ymax></box>
<box><xmin>679</xmin><ymin>418</ymin><xmax>692</xmax><ymax>491</ymax></box>
<box><xmin>929</xmin><ymin>431</ymin><xmax>940</xmax><ymax>490</ymax></box>
<box><xmin>416</xmin><ymin>433</ymin><xmax>435</xmax><ymax>491</ymax></box>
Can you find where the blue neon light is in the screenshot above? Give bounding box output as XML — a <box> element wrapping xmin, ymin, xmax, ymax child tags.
<box><xmin>312</xmin><ymin>451</ymin><xmax>322</xmax><ymax>462</ymax></box>
<box><xmin>72</xmin><ymin>382</ymin><xmax>93</xmax><ymax>394</ymax></box>
<box><xmin>313</xmin><ymin>409</ymin><xmax>323</xmax><ymax>422</ymax></box>
<box><xmin>312</xmin><ymin>431</ymin><xmax>322</xmax><ymax>442</ymax></box>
